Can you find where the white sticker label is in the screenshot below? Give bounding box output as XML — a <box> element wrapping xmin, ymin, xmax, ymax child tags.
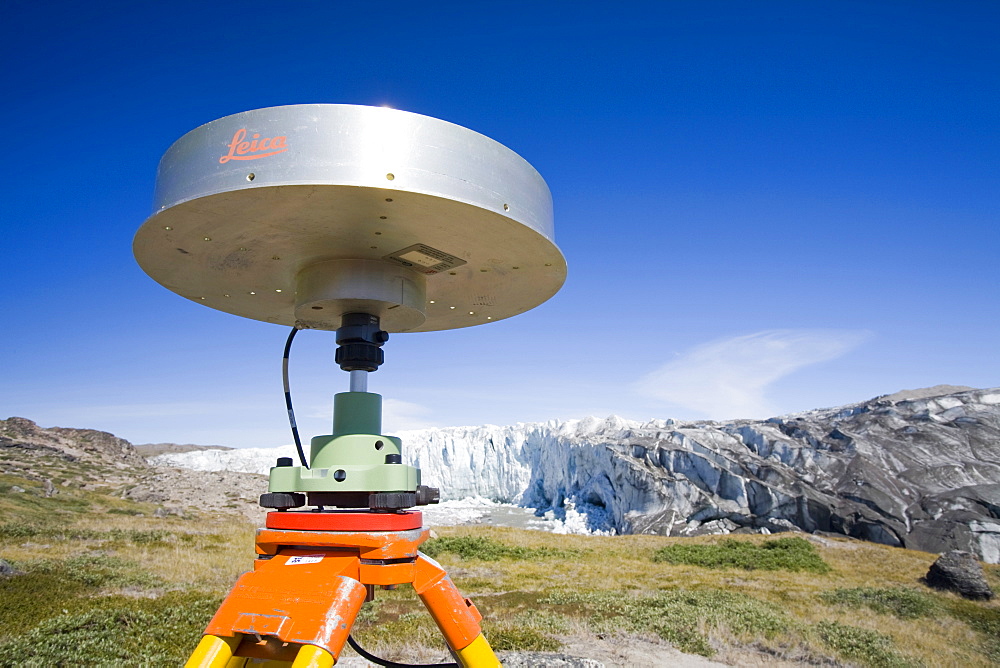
<box><xmin>285</xmin><ymin>554</ymin><xmax>324</xmax><ymax>565</ymax></box>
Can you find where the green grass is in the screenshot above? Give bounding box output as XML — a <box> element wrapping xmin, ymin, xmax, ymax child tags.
<box><xmin>820</xmin><ymin>586</ymin><xmax>1000</xmax><ymax>662</ymax></box>
<box><xmin>0</xmin><ymin>592</ymin><xmax>222</xmax><ymax>667</ymax></box>
<box><xmin>0</xmin><ymin>569</ymin><xmax>90</xmax><ymax>637</ymax></box>
<box><xmin>0</xmin><ymin>522</ymin><xmax>172</xmax><ymax>546</ymax></box>
<box><xmin>352</xmin><ymin>607</ymin><xmax>443</xmax><ymax>649</ymax></box>
<box><xmin>17</xmin><ymin>554</ymin><xmax>163</xmax><ymax>589</ymax></box>
<box><xmin>421</xmin><ymin>535</ymin><xmax>584</xmax><ymax>561</ymax></box>
<box><xmin>652</xmin><ymin>535</ymin><xmax>831</xmax><ymax>573</ymax></box>
<box><xmin>484</xmin><ymin>625</ymin><xmax>561</xmax><ymax>651</ymax></box>
<box><xmin>106</xmin><ymin>507</ymin><xmax>147</xmax><ymax>516</ymax></box>
<box><xmin>542</xmin><ymin>588</ymin><xmax>789</xmax><ymax>656</ymax></box>
<box><xmin>820</xmin><ymin>586</ymin><xmax>939</xmax><ymax>619</ymax></box>
<box><xmin>0</xmin><ymin>553</ymin><xmax>164</xmax><ymax>640</ymax></box>
<box><xmin>349</xmin><ymin>587</ymin><xmax>564</xmax><ymax>653</ymax></box>
<box><xmin>0</xmin><ymin>470</ymin><xmax>160</xmax><ymax>525</ymax></box>
<box><xmin>944</xmin><ymin>598</ymin><xmax>1000</xmax><ymax>663</ymax></box>
<box><xmin>816</xmin><ymin>620</ymin><xmax>916</xmax><ymax>668</ymax></box>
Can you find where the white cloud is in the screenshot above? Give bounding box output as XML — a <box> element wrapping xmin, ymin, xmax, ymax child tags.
<box><xmin>304</xmin><ymin>397</ymin><xmax>439</xmax><ymax>433</ymax></box>
<box><xmin>635</xmin><ymin>329</ymin><xmax>871</xmax><ymax>419</ymax></box>
<box><xmin>382</xmin><ymin>398</ymin><xmax>439</xmax><ymax>432</ymax></box>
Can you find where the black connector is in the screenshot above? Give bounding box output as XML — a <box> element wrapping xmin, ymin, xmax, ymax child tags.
<box><xmin>335</xmin><ymin>313</ymin><xmax>389</xmax><ymax>372</ymax></box>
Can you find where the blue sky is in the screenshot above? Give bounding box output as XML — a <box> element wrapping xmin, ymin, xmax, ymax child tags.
<box><xmin>2</xmin><ymin>1</ymin><xmax>997</xmax><ymax>447</ymax></box>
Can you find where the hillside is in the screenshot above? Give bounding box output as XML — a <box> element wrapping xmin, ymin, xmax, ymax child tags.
<box><xmin>0</xmin><ymin>417</ymin><xmax>267</xmax><ymax>523</ymax></box>
<box><xmin>1</xmin><ymin>410</ymin><xmax>999</xmax><ymax>666</ymax></box>
<box><xmin>134</xmin><ymin>442</ymin><xmax>233</xmax><ymax>458</ymax></box>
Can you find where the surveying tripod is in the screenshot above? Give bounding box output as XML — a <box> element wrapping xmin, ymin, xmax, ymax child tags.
<box><xmin>185</xmin><ymin>315</ymin><xmax>501</xmax><ymax>668</ymax></box>
<box><xmin>134</xmin><ymin>103</ymin><xmax>566</xmax><ymax>668</ymax></box>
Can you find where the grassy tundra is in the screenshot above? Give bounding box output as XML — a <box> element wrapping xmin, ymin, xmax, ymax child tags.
<box><xmin>1</xmin><ymin>467</ymin><xmax>998</xmax><ymax>667</ymax></box>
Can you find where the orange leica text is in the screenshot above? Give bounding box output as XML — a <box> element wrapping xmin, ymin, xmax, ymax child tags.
<box><xmin>219</xmin><ymin>128</ymin><xmax>289</xmax><ymax>163</ymax></box>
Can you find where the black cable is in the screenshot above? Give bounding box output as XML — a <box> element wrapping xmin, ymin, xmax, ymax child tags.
<box><xmin>282</xmin><ymin>326</ymin><xmax>309</xmax><ymax>469</ymax></box>
<box><xmin>347</xmin><ymin>635</ymin><xmax>458</xmax><ymax>668</ymax></box>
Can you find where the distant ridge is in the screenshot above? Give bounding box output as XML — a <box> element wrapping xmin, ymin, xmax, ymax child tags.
<box><xmin>134</xmin><ymin>442</ymin><xmax>233</xmax><ymax>457</ymax></box>
<box><xmin>882</xmin><ymin>384</ymin><xmax>975</xmax><ymax>403</ymax></box>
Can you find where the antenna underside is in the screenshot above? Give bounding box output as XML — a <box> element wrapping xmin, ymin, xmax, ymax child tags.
<box><xmin>133</xmin><ymin>104</ymin><xmax>566</xmax><ymax>332</ymax></box>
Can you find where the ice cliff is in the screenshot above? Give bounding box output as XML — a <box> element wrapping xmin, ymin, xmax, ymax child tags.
<box><xmin>152</xmin><ymin>386</ymin><xmax>1000</xmax><ymax>562</ymax></box>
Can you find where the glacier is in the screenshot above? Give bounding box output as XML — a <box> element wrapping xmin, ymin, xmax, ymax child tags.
<box><xmin>152</xmin><ymin>386</ymin><xmax>1000</xmax><ymax>562</ymax></box>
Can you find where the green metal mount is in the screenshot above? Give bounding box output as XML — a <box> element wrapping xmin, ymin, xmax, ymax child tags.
<box><xmin>267</xmin><ymin>391</ymin><xmax>420</xmax><ymax>494</ymax></box>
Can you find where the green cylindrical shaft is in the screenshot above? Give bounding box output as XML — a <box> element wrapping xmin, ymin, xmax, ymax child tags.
<box><xmin>332</xmin><ymin>392</ymin><xmax>382</xmax><ymax>436</ymax></box>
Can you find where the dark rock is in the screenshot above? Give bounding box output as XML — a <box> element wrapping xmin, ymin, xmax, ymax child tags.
<box><xmin>153</xmin><ymin>505</ymin><xmax>185</xmax><ymax>518</ymax></box>
<box><xmin>125</xmin><ymin>487</ymin><xmax>168</xmax><ymax>504</ymax></box>
<box><xmin>925</xmin><ymin>550</ymin><xmax>994</xmax><ymax>600</ymax></box>
<box><xmin>0</xmin><ymin>559</ymin><xmax>17</xmax><ymax>577</ymax></box>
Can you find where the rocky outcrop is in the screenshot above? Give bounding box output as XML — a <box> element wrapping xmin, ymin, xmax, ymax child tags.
<box><xmin>0</xmin><ymin>417</ymin><xmax>148</xmax><ymax>469</ymax></box>
<box><xmin>925</xmin><ymin>550</ymin><xmax>994</xmax><ymax>600</ymax></box>
<box><xmin>0</xmin><ymin>417</ymin><xmax>267</xmax><ymax>522</ymax></box>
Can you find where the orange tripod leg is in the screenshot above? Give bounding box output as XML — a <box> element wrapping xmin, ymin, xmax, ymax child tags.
<box><xmin>195</xmin><ymin>550</ymin><xmax>367</xmax><ymax>664</ymax></box>
<box><xmin>414</xmin><ymin>555</ymin><xmax>500</xmax><ymax>667</ymax></box>
<box><xmin>187</xmin><ymin>522</ymin><xmax>502</xmax><ymax>667</ymax></box>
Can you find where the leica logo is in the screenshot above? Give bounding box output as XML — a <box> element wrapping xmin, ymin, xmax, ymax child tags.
<box><xmin>219</xmin><ymin>128</ymin><xmax>289</xmax><ymax>163</ymax></box>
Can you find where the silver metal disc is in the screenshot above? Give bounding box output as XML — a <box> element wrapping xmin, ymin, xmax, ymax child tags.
<box><xmin>133</xmin><ymin>104</ymin><xmax>566</xmax><ymax>332</ymax></box>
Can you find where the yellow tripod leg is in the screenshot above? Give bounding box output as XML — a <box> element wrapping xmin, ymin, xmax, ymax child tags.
<box><xmin>290</xmin><ymin>644</ymin><xmax>335</xmax><ymax>668</ymax></box>
<box><xmin>186</xmin><ymin>634</ymin><xmax>241</xmax><ymax>668</ymax></box>
<box><xmin>454</xmin><ymin>634</ymin><xmax>501</xmax><ymax>667</ymax></box>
